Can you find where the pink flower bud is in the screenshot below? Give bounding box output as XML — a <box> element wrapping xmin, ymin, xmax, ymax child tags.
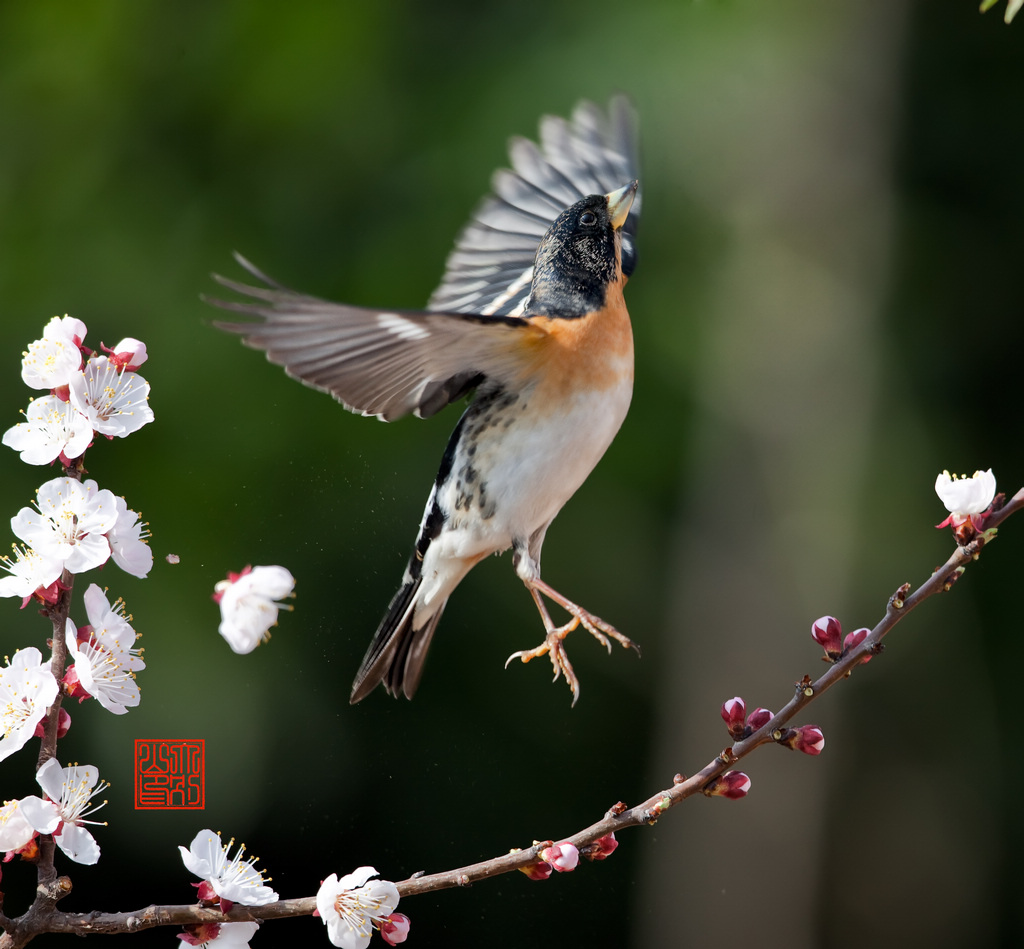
<box><xmin>705</xmin><ymin>771</ymin><xmax>751</xmax><ymax>800</ymax></box>
<box><xmin>102</xmin><ymin>337</ymin><xmax>148</xmax><ymax>371</ymax></box>
<box><xmin>381</xmin><ymin>913</ymin><xmax>411</xmax><ymax>946</ymax></box>
<box><xmin>842</xmin><ymin>627</ymin><xmax>872</xmax><ymax>663</ymax></box>
<box><xmin>520</xmin><ymin>860</ymin><xmax>553</xmax><ymax>881</ymax></box>
<box><xmin>746</xmin><ymin>707</ymin><xmax>773</xmax><ymax>730</ymax></box>
<box><xmin>33</xmin><ymin>707</ymin><xmax>71</xmax><ymax>739</ymax></box>
<box><xmin>583</xmin><ymin>833</ymin><xmax>619</xmax><ymax>861</ymax></box>
<box><xmin>777</xmin><ymin>725</ymin><xmax>825</xmax><ymax>755</ymax></box>
<box><xmin>540</xmin><ymin>842</ymin><xmax>579</xmax><ymax>872</ymax></box>
<box><xmin>721</xmin><ymin>696</ymin><xmax>747</xmax><ymax>739</ymax></box>
<box><xmin>811</xmin><ymin>615</ymin><xmax>843</xmax><ymax>660</ymax></box>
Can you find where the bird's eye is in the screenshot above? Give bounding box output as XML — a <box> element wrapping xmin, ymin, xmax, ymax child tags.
<box><xmin>579</xmin><ymin>211</ymin><xmax>598</xmax><ymax>226</ymax></box>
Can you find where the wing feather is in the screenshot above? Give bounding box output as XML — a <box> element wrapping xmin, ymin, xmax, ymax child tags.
<box><xmin>427</xmin><ymin>96</ymin><xmax>641</xmax><ymax>316</ymax></box>
<box><xmin>210</xmin><ymin>255</ymin><xmax>535</xmax><ymax>422</ymax></box>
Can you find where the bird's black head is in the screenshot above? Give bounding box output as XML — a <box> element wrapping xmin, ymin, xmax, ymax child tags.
<box><xmin>526</xmin><ymin>181</ymin><xmax>638</xmax><ymax>319</ymax></box>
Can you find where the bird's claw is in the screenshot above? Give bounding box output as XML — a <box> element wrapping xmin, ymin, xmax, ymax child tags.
<box><xmin>573</xmin><ymin>607</ymin><xmax>641</xmax><ymax>657</ymax></box>
<box><xmin>505</xmin><ymin>625</ymin><xmax>582</xmax><ymax>705</ymax></box>
<box><xmin>508</xmin><ymin>579</ymin><xmax>641</xmax><ymax>704</ymax></box>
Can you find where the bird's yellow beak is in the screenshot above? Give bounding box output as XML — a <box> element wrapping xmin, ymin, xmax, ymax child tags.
<box><xmin>606</xmin><ymin>180</ymin><xmax>638</xmax><ymax>230</ymax></box>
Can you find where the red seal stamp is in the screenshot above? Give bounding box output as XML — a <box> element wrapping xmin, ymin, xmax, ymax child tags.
<box><xmin>134</xmin><ymin>739</ymin><xmax>205</xmax><ymax>809</ymax></box>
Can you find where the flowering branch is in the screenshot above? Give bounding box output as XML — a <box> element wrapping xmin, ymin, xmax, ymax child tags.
<box><xmin>3</xmin><ymin>486</ymin><xmax>1020</xmax><ymax>947</ymax></box>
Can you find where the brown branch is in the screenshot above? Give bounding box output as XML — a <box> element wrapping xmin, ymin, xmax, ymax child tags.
<box><xmin>30</xmin><ymin>462</ymin><xmax>85</xmax><ymax>900</ymax></box>
<box><xmin>3</xmin><ymin>488</ymin><xmax>1021</xmax><ymax>947</ymax></box>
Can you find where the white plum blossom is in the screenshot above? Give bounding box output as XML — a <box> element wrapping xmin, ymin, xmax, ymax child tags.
<box><xmin>0</xmin><ymin>799</ymin><xmax>37</xmax><ymax>853</ymax></box>
<box><xmin>21</xmin><ymin>316</ymin><xmax>87</xmax><ymax>390</ymax></box>
<box><xmin>18</xmin><ymin>758</ymin><xmax>108</xmax><ymax>865</ymax></box>
<box><xmin>0</xmin><ymin>544</ymin><xmax>64</xmax><ymax>604</ymax></box>
<box><xmin>0</xmin><ymin>647</ymin><xmax>58</xmax><ymax>762</ymax></box>
<box><xmin>214</xmin><ymin>565</ymin><xmax>295</xmax><ymax>655</ymax></box>
<box><xmin>65</xmin><ymin>590</ymin><xmax>144</xmax><ymax>714</ymax></box>
<box><xmin>102</xmin><ymin>337</ymin><xmax>148</xmax><ymax>371</ymax></box>
<box><xmin>2</xmin><ymin>395</ymin><xmax>93</xmax><ymax>465</ymax></box>
<box><xmin>68</xmin><ymin>355</ymin><xmax>154</xmax><ymax>439</ymax></box>
<box><xmin>316</xmin><ymin>867</ymin><xmax>402</xmax><ymax>949</ymax></box>
<box><xmin>935</xmin><ymin>469</ymin><xmax>997</xmax><ymax>516</ymax></box>
<box><xmin>11</xmin><ymin>477</ymin><xmax>119</xmax><ymax>575</ymax></box>
<box><xmin>179</xmin><ymin>829</ymin><xmax>278</xmax><ymax>906</ymax></box>
<box><xmin>106</xmin><ymin>495</ymin><xmax>152</xmax><ymax>578</ymax></box>
<box><xmin>83</xmin><ymin>583</ymin><xmax>144</xmax><ymax>657</ymax></box>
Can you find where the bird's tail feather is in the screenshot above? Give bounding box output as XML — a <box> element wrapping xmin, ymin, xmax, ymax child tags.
<box><xmin>349</xmin><ymin>573</ymin><xmax>446</xmax><ymax>703</ymax></box>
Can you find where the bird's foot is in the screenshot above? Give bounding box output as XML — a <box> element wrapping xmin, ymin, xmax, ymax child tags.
<box><xmin>505</xmin><ymin>620</ymin><xmax>583</xmax><ymax>705</ymax></box>
<box><xmin>570</xmin><ymin>605</ymin><xmax>641</xmax><ymax>657</ymax></box>
<box><xmin>528</xmin><ymin>575</ymin><xmax>641</xmax><ymax>657</ymax></box>
<box><xmin>507</xmin><ymin>575</ymin><xmax>641</xmax><ymax>704</ymax></box>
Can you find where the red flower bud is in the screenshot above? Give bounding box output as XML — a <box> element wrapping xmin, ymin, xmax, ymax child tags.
<box><xmin>33</xmin><ymin>707</ymin><xmax>71</xmax><ymax>739</ymax></box>
<box><xmin>705</xmin><ymin>771</ymin><xmax>751</xmax><ymax>800</ymax></box>
<box><xmin>776</xmin><ymin>725</ymin><xmax>825</xmax><ymax>755</ymax></box>
<box><xmin>746</xmin><ymin>707</ymin><xmax>773</xmax><ymax>730</ymax></box>
<box><xmin>721</xmin><ymin>696</ymin><xmax>747</xmax><ymax>739</ymax></box>
<box><xmin>540</xmin><ymin>842</ymin><xmax>579</xmax><ymax>872</ymax></box>
<box><xmin>520</xmin><ymin>860</ymin><xmax>553</xmax><ymax>881</ymax></box>
<box><xmin>842</xmin><ymin>628</ymin><xmax>872</xmax><ymax>663</ymax></box>
<box><xmin>381</xmin><ymin>913</ymin><xmax>411</xmax><ymax>946</ymax></box>
<box><xmin>582</xmin><ymin>833</ymin><xmax>619</xmax><ymax>861</ymax></box>
<box><xmin>811</xmin><ymin>615</ymin><xmax>843</xmax><ymax>660</ymax></box>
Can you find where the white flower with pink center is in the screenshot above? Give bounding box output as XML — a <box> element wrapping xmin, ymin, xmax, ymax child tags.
<box><xmin>2</xmin><ymin>395</ymin><xmax>93</xmax><ymax>465</ymax></box>
<box><xmin>65</xmin><ymin>600</ymin><xmax>144</xmax><ymax>715</ymax></box>
<box><xmin>179</xmin><ymin>828</ymin><xmax>278</xmax><ymax>906</ymax></box>
<box><xmin>214</xmin><ymin>565</ymin><xmax>295</xmax><ymax>654</ymax></box>
<box><xmin>316</xmin><ymin>867</ymin><xmax>402</xmax><ymax>949</ymax></box>
<box><xmin>0</xmin><ymin>647</ymin><xmax>58</xmax><ymax>762</ymax></box>
<box><xmin>68</xmin><ymin>355</ymin><xmax>153</xmax><ymax>438</ymax></box>
<box><xmin>18</xmin><ymin>758</ymin><xmax>108</xmax><ymax>865</ymax></box>
<box><xmin>21</xmin><ymin>316</ymin><xmax>87</xmax><ymax>390</ymax></box>
<box><xmin>11</xmin><ymin>478</ymin><xmax>119</xmax><ymax>575</ymax></box>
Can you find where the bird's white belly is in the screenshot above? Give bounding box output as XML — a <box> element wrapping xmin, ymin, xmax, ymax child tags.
<box><xmin>427</xmin><ymin>376</ymin><xmax>632</xmax><ymax>572</ymax></box>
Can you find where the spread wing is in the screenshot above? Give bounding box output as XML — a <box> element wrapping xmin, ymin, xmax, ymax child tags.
<box><xmin>427</xmin><ymin>96</ymin><xmax>641</xmax><ymax>317</ymax></box>
<box><xmin>209</xmin><ymin>255</ymin><xmax>538</xmax><ymax>422</ymax></box>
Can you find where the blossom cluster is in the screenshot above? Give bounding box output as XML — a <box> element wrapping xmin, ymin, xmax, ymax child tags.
<box><xmin>175</xmin><ymin>831</ymin><xmax>410</xmax><ymax>949</ymax></box>
<box><xmin>1</xmin><ymin>317</ymin><xmax>309</xmax><ymax>949</ymax></box>
<box><xmin>0</xmin><ymin>316</ymin><xmax>153</xmax><ymax>871</ymax></box>
<box><xmin>3</xmin><ymin>316</ymin><xmax>151</xmax><ymax>465</ymax></box>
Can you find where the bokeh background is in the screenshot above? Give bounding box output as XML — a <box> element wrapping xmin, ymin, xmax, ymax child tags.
<box><xmin>1</xmin><ymin>2</ymin><xmax>1022</xmax><ymax>947</ymax></box>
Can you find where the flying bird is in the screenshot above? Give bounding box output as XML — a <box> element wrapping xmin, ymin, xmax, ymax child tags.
<box><xmin>211</xmin><ymin>97</ymin><xmax>642</xmax><ymax>704</ymax></box>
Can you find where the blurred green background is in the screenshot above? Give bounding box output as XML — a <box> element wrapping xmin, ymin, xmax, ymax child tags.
<box><xmin>1</xmin><ymin>2</ymin><xmax>1022</xmax><ymax>947</ymax></box>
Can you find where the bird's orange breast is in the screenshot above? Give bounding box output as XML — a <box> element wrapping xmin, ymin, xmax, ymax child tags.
<box><xmin>517</xmin><ymin>278</ymin><xmax>634</xmax><ymax>405</ymax></box>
